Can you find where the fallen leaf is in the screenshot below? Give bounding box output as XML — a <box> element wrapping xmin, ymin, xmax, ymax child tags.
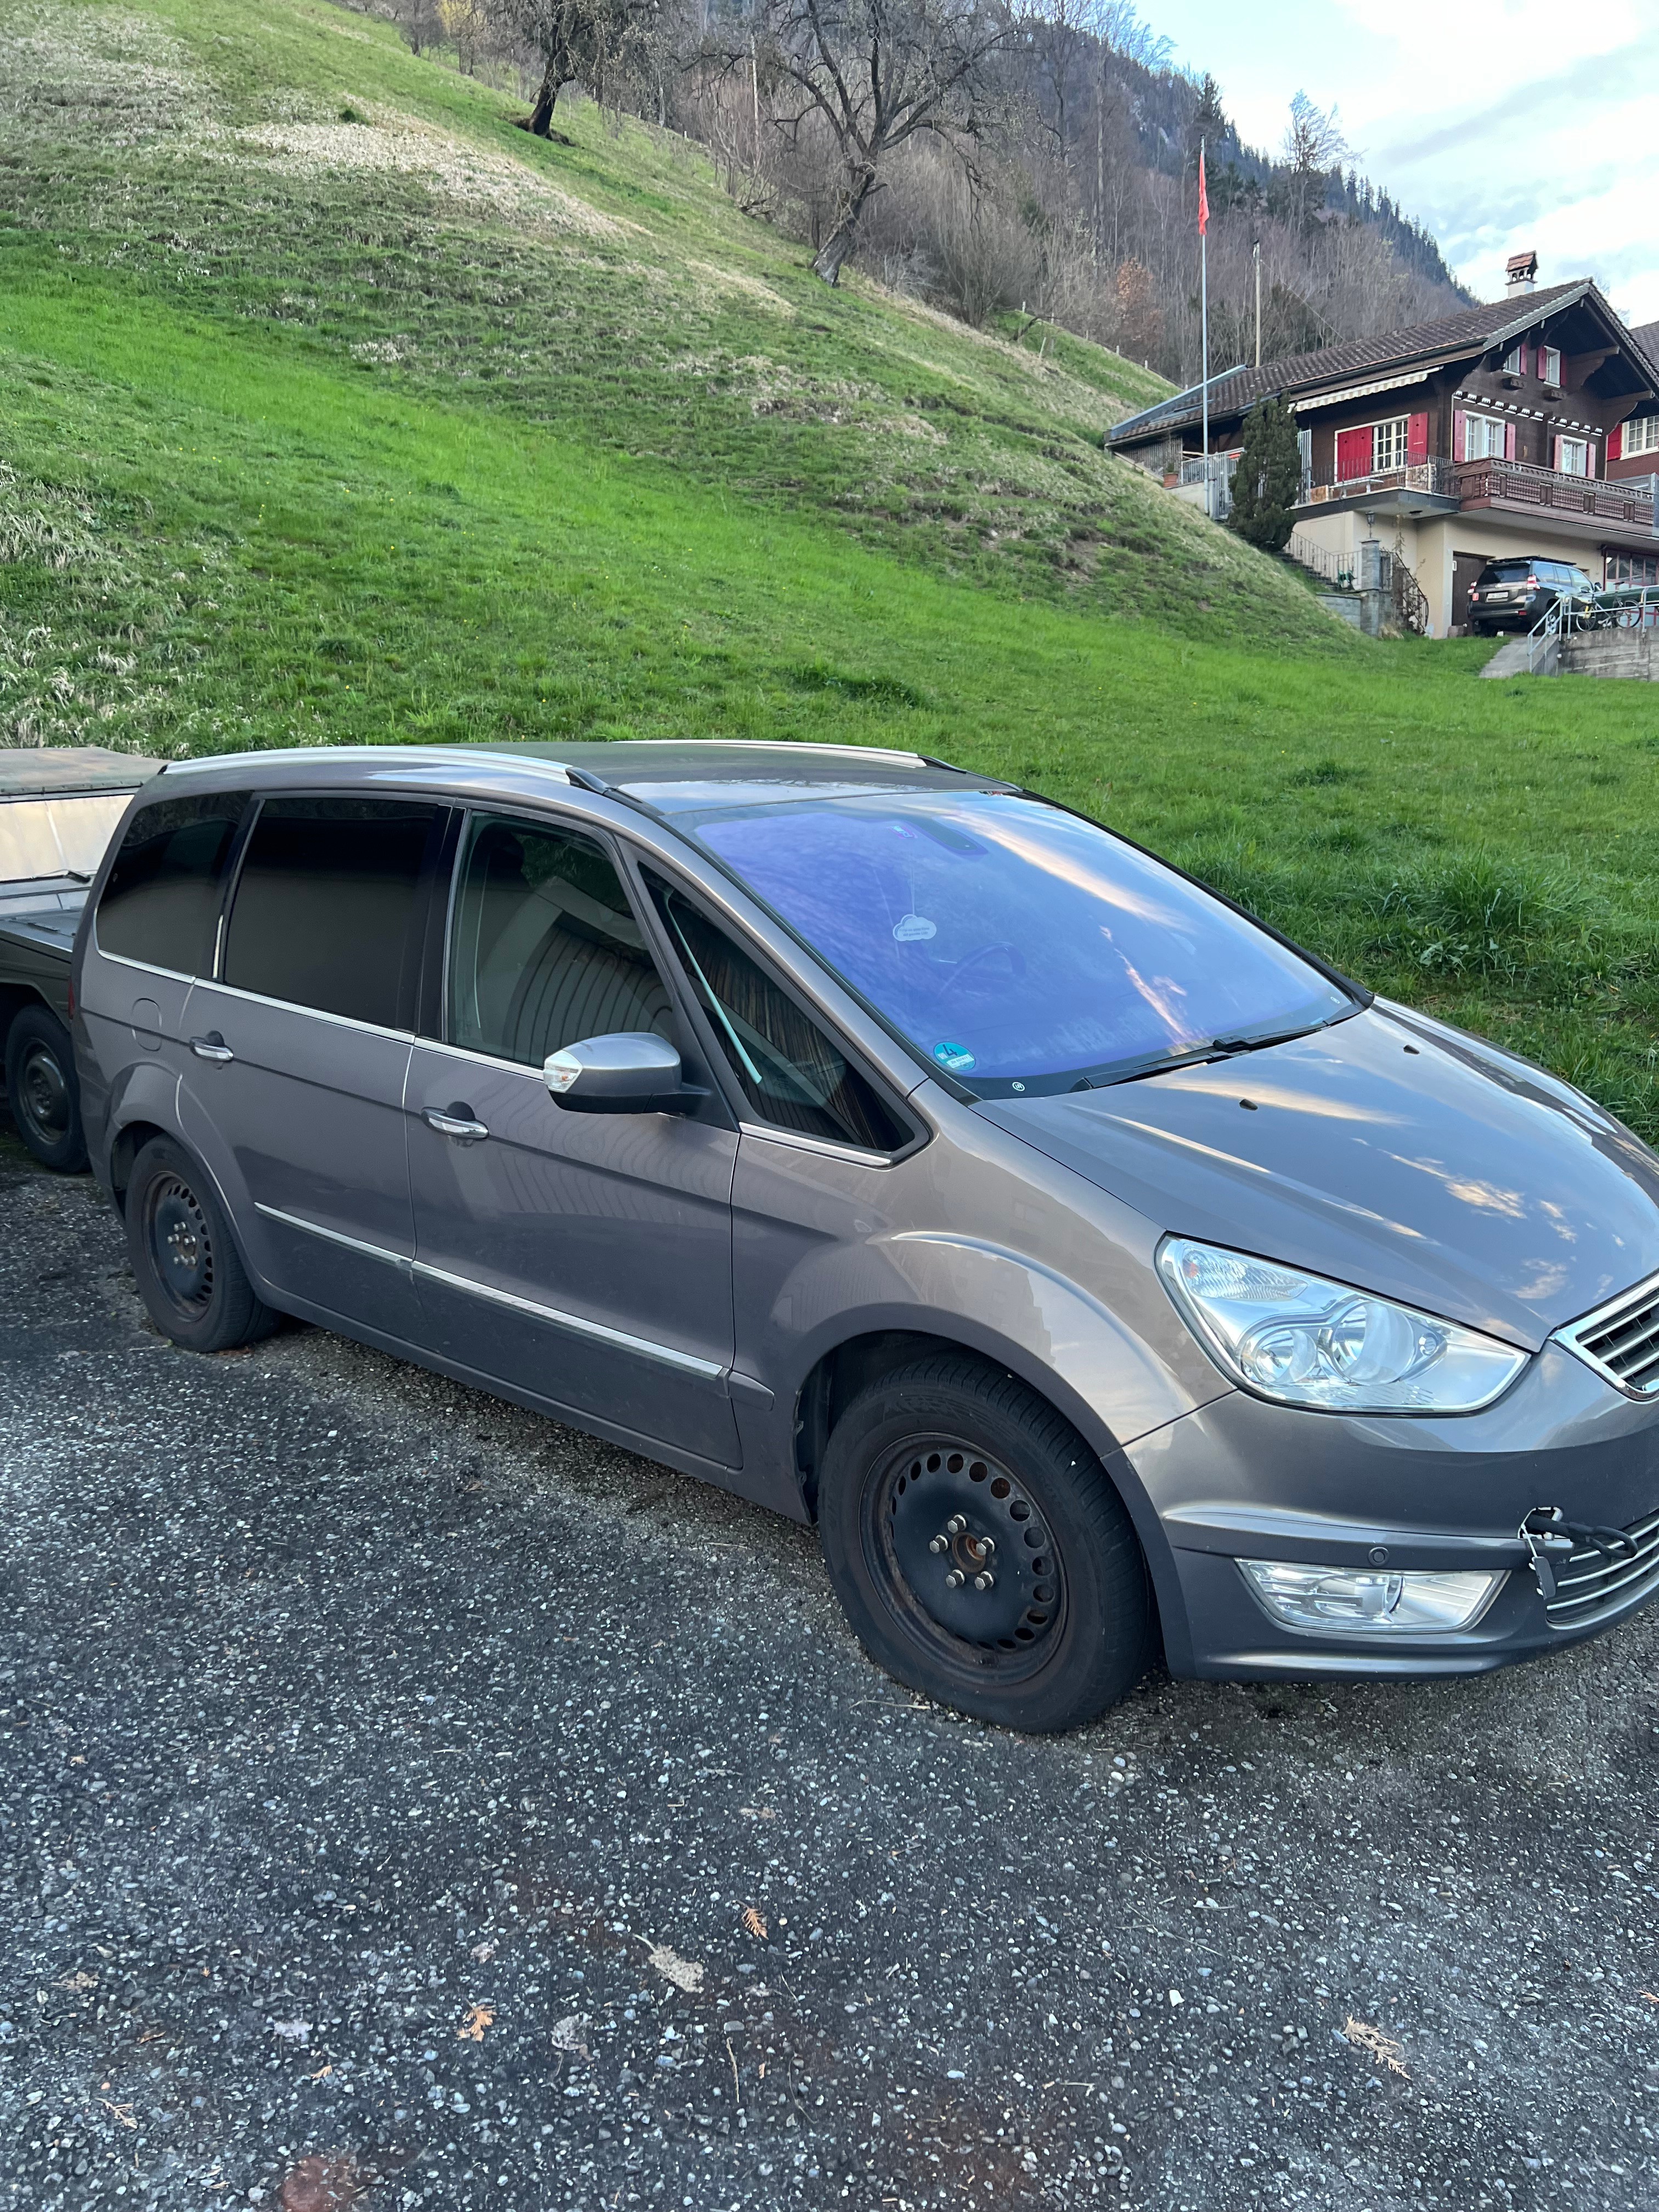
<box><xmin>549</xmin><ymin>2012</ymin><xmax>590</xmax><ymax>2055</ymax></box>
<box><xmin>458</xmin><ymin>2002</ymin><xmax>494</xmax><ymax>2041</ymax></box>
<box><xmin>469</xmin><ymin>1940</ymin><xmax>496</xmax><ymax>1963</ymax></box>
<box><xmin>55</xmin><ymin>1971</ymin><xmax>97</xmax><ymax>1991</ymax></box>
<box><xmin>307</xmin><ymin>2063</ymin><xmax>334</xmax><ymax>2083</ymax></box>
<box><xmin>1342</xmin><ymin>2016</ymin><xmax>1408</xmax><ymax>2077</ymax></box>
<box><xmin>742</xmin><ymin>1906</ymin><xmax>768</xmax><ymax>1941</ymax></box>
<box><xmin>101</xmin><ymin>2100</ymin><xmax>137</xmax><ymax>2129</ymax></box>
<box><xmin>278</xmin><ymin>2153</ymin><xmax>371</xmax><ymax>2211</ymax></box>
<box><xmin>737</xmin><ymin>1805</ymin><xmax>776</xmax><ymax>1820</ymax></box>
<box><xmin>644</xmin><ymin>1942</ymin><xmax>705</xmax><ymax>1994</ymax></box>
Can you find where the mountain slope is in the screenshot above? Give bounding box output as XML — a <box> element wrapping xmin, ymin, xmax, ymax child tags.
<box><xmin>0</xmin><ymin>0</ymin><xmax>1347</xmax><ymax>647</ymax></box>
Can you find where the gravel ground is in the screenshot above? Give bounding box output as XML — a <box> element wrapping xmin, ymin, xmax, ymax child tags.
<box><xmin>4</xmin><ymin>1133</ymin><xmax>1659</xmax><ymax>2212</ymax></box>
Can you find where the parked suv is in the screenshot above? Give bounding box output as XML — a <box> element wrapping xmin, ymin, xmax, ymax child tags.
<box><xmin>72</xmin><ymin>742</ymin><xmax>1659</xmax><ymax>1729</ymax></box>
<box><xmin>1469</xmin><ymin>557</ymin><xmax>1598</xmax><ymax>635</ymax></box>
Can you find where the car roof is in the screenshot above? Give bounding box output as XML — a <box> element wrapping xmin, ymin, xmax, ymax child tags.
<box><xmin>0</xmin><ymin>746</ymin><xmax>164</xmax><ymax>798</ymax></box>
<box><xmin>153</xmin><ymin>738</ymin><xmax>1019</xmax><ymax>805</ymax></box>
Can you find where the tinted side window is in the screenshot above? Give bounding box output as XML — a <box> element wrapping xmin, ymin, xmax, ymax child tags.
<box><xmin>96</xmin><ymin>791</ymin><xmax>249</xmax><ymax>975</ymax></box>
<box><xmin>223</xmin><ymin>797</ymin><xmax>441</xmax><ymax>1028</ymax></box>
<box><xmin>448</xmin><ymin>815</ymin><xmax>672</xmax><ymax>1065</ymax></box>
<box><xmin>646</xmin><ymin>874</ymin><xmax>907</xmax><ymax>1153</ymax></box>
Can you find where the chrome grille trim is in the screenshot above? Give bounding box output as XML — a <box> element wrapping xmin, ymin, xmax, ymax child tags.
<box><xmin>1554</xmin><ymin>1269</ymin><xmax>1659</xmax><ymax>1397</ymax></box>
<box><xmin>1545</xmin><ymin>1504</ymin><xmax>1659</xmax><ymax>1627</ymax></box>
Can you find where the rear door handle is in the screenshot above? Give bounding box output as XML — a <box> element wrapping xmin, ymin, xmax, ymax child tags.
<box><xmin>190</xmin><ymin>1032</ymin><xmax>234</xmax><ymax>1063</ymax></box>
<box><xmin>424</xmin><ymin>1104</ymin><xmax>489</xmax><ymax>1145</ymax></box>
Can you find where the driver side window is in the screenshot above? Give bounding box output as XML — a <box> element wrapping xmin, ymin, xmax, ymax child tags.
<box><xmin>645</xmin><ymin>873</ymin><xmax>907</xmax><ymax>1154</ymax></box>
<box><xmin>447</xmin><ymin>815</ymin><xmax>673</xmax><ymax>1066</ymax></box>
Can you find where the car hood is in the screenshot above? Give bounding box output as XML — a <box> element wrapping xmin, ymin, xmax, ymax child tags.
<box><xmin>975</xmin><ymin>1005</ymin><xmax>1659</xmax><ymax>1351</ymax></box>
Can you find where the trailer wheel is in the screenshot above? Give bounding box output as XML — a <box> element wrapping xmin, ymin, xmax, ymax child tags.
<box><xmin>4</xmin><ymin>1004</ymin><xmax>87</xmax><ymax>1172</ymax></box>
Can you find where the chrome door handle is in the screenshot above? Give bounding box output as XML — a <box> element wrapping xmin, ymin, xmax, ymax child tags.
<box><xmin>190</xmin><ymin>1032</ymin><xmax>234</xmax><ymax>1063</ymax></box>
<box><xmin>423</xmin><ymin>1105</ymin><xmax>489</xmax><ymax>1145</ymax></box>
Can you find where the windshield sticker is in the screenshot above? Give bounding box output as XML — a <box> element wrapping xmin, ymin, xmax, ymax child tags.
<box><xmin>933</xmin><ymin>1041</ymin><xmax>977</xmax><ymax>1073</ymax></box>
<box><xmin>893</xmin><ymin>913</ymin><xmax>937</xmax><ymax>941</ymax></box>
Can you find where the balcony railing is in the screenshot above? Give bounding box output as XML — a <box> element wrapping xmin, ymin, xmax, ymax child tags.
<box><xmin>1454</xmin><ymin>457</ymin><xmax>1657</xmax><ymax>527</ymax></box>
<box><xmin>1302</xmin><ymin>459</ymin><xmax>1457</xmax><ymax>504</ymax></box>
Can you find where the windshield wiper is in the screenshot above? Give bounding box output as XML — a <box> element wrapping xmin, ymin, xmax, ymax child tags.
<box><xmin>1209</xmin><ymin>1008</ymin><xmax>1354</xmax><ymax>1057</ymax></box>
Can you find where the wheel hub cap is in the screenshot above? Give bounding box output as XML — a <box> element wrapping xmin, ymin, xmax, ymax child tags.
<box><xmin>884</xmin><ymin>1442</ymin><xmax>1062</xmax><ymax>1652</ymax></box>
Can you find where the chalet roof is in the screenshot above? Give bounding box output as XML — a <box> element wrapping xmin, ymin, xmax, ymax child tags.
<box><xmin>1630</xmin><ymin>321</ymin><xmax>1659</xmax><ymax>387</ymax></box>
<box><xmin>1109</xmin><ymin>279</ymin><xmax>1620</xmax><ymax>444</ymax></box>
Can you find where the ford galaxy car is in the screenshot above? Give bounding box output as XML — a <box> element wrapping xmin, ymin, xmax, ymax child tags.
<box><xmin>71</xmin><ymin>741</ymin><xmax>1659</xmax><ymax>1730</ymax></box>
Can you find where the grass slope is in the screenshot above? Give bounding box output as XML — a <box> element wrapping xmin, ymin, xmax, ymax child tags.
<box><xmin>3</xmin><ymin>0</ymin><xmax>1659</xmax><ymax>1134</ymax></box>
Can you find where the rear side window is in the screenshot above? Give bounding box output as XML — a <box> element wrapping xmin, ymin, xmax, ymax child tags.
<box><xmin>96</xmin><ymin>791</ymin><xmax>249</xmax><ymax>975</ymax></box>
<box><xmin>223</xmin><ymin>797</ymin><xmax>442</xmax><ymax>1029</ymax></box>
<box><xmin>646</xmin><ymin>874</ymin><xmax>908</xmax><ymax>1154</ymax></box>
<box><xmin>1480</xmin><ymin>561</ymin><xmax>1532</xmax><ymax>583</ymax></box>
<box><xmin>448</xmin><ymin>814</ymin><xmax>673</xmax><ymax>1065</ymax></box>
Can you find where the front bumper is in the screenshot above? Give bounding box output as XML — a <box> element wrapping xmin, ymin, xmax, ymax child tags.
<box><xmin>1125</xmin><ymin>1343</ymin><xmax>1659</xmax><ymax>1679</ymax></box>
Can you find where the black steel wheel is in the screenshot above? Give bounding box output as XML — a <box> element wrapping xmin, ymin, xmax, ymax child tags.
<box><xmin>125</xmin><ymin>1135</ymin><xmax>277</xmax><ymax>1352</ymax></box>
<box><xmin>4</xmin><ymin>1004</ymin><xmax>87</xmax><ymax>1172</ymax></box>
<box><xmin>817</xmin><ymin>1355</ymin><xmax>1150</xmax><ymax>1732</ymax></box>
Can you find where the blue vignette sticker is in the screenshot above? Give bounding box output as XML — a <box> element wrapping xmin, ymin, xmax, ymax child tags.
<box><xmin>932</xmin><ymin>1041</ymin><xmax>977</xmax><ymax>1074</ymax></box>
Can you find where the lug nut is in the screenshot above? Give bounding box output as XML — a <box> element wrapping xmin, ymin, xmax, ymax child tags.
<box><xmin>974</xmin><ymin>1572</ymin><xmax>995</xmax><ymax>1592</ymax></box>
<box><xmin>946</xmin><ymin>1515</ymin><xmax>967</xmax><ymax>1536</ymax></box>
<box><xmin>929</xmin><ymin>1536</ymin><xmax>947</xmax><ymax>1554</ymax></box>
<box><xmin>980</xmin><ymin>1537</ymin><xmax>995</xmax><ymax>1556</ymax></box>
<box><xmin>945</xmin><ymin>1570</ymin><xmax>964</xmax><ymax>1589</ymax></box>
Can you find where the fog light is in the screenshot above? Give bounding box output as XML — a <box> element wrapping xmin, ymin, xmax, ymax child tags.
<box><xmin>1239</xmin><ymin>1560</ymin><xmax>1503</xmax><ymax>1634</ymax></box>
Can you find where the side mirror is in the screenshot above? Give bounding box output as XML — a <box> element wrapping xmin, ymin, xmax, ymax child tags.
<box><xmin>544</xmin><ymin>1032</ymin><xmax>692</xmax><ymax>1115</ymax></box>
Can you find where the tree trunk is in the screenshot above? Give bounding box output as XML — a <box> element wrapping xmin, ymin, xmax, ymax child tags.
<box><xmin>811</xmin><ymin>163</ymin><xmax>879</xmax><ymax>286</ymax></box>
<box><xmin>519</xmin><ymin>51</ymin><xmax>571</xmax><ymax>138</ymax></box>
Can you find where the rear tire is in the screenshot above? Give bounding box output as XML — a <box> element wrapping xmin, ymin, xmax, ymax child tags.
<box><xmin>125</xmin><ymin>1135</ymin><xmax>277</xmax><ymax>1352</ymax></box>
<box><xmin>4</xmin><ymin>1004</ymin><xmax>87</xmax><ymax>1172</ymax></box>
<box><xmin>817</xmin><ymin>1356</ymin><xmax>1150</xmax><ymax>1733</ymax></box>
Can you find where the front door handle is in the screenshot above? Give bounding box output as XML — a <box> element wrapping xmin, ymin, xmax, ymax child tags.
<box><xmin>190</xmin><ymin>1032</ymin><xmax>234</xmax><ymax>1063</ymax></box>
<box><xmin>424</xmin><ymin>1104</ymin><xmax>489</xmax><ymax>1145</ymax></box>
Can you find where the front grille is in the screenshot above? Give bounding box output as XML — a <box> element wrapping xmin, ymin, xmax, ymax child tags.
<box><xmin>1545</xmin><ymin>1505</ymin><xmax>1659</xmax><ymax>1626</ymax></box>
<box><xmin>1556</xmin><ymin>1272</ymin><xmax>1659</xmax><ymax>1396</ymax></box>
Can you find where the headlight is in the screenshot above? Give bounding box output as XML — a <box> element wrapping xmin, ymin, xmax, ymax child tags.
<box><xmin>1156</xmin><ymin>1237</ymin><xmax>1528</xmax><ymax>1413</ymax></box>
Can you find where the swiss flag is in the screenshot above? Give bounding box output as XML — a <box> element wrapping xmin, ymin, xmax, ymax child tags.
<box><xmin>1198</xmin><ymin>149</ymin><xmax>1210</xmax><ymax>237</ymax></box>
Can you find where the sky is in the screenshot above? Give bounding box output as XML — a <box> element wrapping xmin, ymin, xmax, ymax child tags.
<box><xmin>1145</xmin><ymin>0</ymin><xmax>1659</xmax><ymax>328</ymax></box>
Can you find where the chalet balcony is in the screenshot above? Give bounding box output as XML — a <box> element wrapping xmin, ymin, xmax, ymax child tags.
<box><xmin>1299</xmin><ymin>456</ymin><xmax>1657</xmax><ymax>541</ymax></box>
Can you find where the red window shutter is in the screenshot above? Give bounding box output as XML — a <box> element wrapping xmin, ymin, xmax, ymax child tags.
<box><xmin>1336</xmin><ymin>426</ymin><xmax>1372</xmax><ymax>479</ymax></box>
<box><xmin>1407</xmin><ymin>411</ymin><xmax>1429</xmax><ymax>464</ymax></box>
<box><xmin>1610</xmin><ymin>424</ymin><xmax>1624</xmax><ymax>461</ymax></box>
<box><xmin>1521</xmin><ymin>344</ymin><xmax>1532</xmax><ymax>377</ymax></box>
<box><xmin>1453</xmin><ymin>409</ymin><xmax>1467</xmax><ymax>462</ymax></box>
<box><xmin>1505</xmin><ymin>422</ymin><xmax>1516</xmax><ymax>461</ymax></box>
<box><xmin>1553</xmin><ymin>435</ymin><xmax>1562</xmax><ymax>471</ymax></box>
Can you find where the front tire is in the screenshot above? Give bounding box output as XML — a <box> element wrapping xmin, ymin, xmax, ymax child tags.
<box><xmin>4</xmin><ymin>1004</ymin><xmax>87</xmax><ymax>1171</ymax></box>
<box><xmin>125</xmin><ymin>1136</ymin><xmax>277</xmax><ymax>1352</ymax></box>
<box><xmin>817</xmin><ymin>1356</ymin><xmax>1150</xmax><ymax>1732</ymax></box>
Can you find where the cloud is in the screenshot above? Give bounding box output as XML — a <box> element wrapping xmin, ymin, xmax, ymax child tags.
<box><xmin>1374</xmin><ymin>35</ymin><xmax>1658</xmax><ymax>168</ymax></box>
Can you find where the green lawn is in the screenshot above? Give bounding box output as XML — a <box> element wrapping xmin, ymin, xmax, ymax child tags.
<box><xmin>3</xmin><ymin>0</ymin><xmax>1659</xmax><ymax>1135</ymax></box>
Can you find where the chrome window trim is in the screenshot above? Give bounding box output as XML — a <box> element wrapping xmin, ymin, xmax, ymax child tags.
<box><xmin>194</xmin><ymin>975</ymin><xmax>416</xmax><ymax>1047</ymax></box>
<box><xmin>1554</xmin><ymin>1268</ymin><xmax>1659</xmax><ymax>1398</ymax></box>
<box><xmin>256</xmin><ymin>1203</ymin><xmax>725</xmax><ymax>1380</ymax></box>
<box><xmin>87</xmin><ymin>946</ymin><xmax>198</xmax><ymax>985</ymax></box>
<box><xmin>737</xmin><ymin>1121</ymin><xmax>896</xmax><ymax>1170</ymax></box>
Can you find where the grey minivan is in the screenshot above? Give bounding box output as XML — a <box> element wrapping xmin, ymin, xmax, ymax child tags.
<box><xmin>73</xmin><ymin>741</ymin><xmax>1659</xmax><ymax>1730</ymax></box>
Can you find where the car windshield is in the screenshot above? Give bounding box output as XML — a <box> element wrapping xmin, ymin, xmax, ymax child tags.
<box><xmin>678</xmin><ymin>789</ymin><xmax>1354</xmax><ymax>1094</ymax></box>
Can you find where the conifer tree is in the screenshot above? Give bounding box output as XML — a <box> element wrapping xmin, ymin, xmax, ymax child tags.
<box><xmin>1228</xmin><ymin>397</ymin><xmax>1301</xmax><ymax>551</ymax></box>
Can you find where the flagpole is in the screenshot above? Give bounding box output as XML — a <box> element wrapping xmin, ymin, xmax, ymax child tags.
<box><xmin>1199</xmin><ymin>138</ymin><xmax>1211</xmax><ymax>509</ymax></box>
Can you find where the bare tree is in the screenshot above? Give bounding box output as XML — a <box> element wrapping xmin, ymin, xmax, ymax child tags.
<box><xmin>759</xmin><ymin>0</ymin><xmax>1015</xmax><ymax>285</ymax></box>
<box><xmin>1280</xmin><ymin>89</ymin><xmax>1348</xmax><ymax>229</ymax></box>
<box><xmin>488</xmin><ymin>0</ymin><xmax>662</xmax><ymax>137</ymax></box>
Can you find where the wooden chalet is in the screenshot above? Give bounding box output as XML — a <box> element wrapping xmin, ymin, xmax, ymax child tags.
<box><xmin>1107</xmin><ymin>261</ymin><xmax>1659</xmax><ymax>634</ymax></box>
